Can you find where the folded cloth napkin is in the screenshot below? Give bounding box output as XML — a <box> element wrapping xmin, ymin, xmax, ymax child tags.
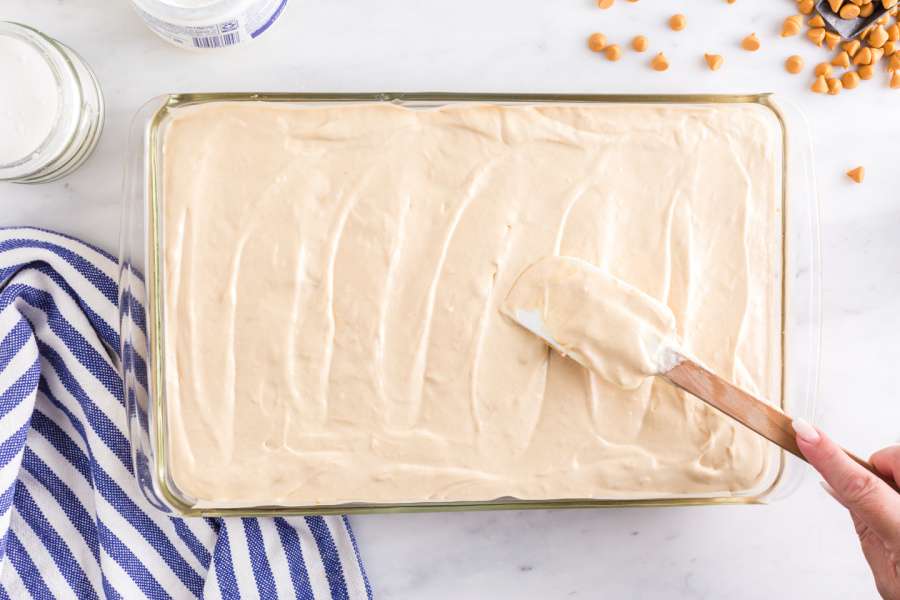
<box><xmin>0</xmin><ymin>228</ymin><xmax>371</xmax><ymax>600</ymax></box>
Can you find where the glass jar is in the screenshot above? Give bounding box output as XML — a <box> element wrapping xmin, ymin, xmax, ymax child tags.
<box><xmin>0</xmin><ymin>22</ymin><xmax>105</xmax><ymax>184</ymax></box>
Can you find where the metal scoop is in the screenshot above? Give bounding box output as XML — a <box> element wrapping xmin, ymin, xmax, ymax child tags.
<box><xmin>815</xmin><ymin>0</ymin><xmax>890</xmax><ymax>39</ymax></box>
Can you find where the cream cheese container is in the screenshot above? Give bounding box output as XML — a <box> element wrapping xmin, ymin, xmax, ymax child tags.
<box><xmin>0</xmin><ymin>22</ymin><xmax>104</xmax><ymax>184</ymax></box>
<box><xmin>129</xmin><ymin>0</ymin><xmax>288</xmax><ymax>49</ymax></box>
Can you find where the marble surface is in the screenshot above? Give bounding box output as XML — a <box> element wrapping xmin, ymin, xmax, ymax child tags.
<box><xmin>2</xmin><ymin>0</ymin><xmax>899</xmax><ymax>597</ymax></box>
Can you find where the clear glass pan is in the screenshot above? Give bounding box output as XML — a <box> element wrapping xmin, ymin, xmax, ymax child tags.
<box><xmin>119</xmin><ymin>93</ymin><xmax>821</xmax><ymax>517</ymax></box>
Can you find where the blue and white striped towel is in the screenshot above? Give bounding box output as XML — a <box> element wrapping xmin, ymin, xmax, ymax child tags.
<box><xmin>0</xmin><ymin>228</ymin><xmax>371</xmax><ymax>599</ymax></box>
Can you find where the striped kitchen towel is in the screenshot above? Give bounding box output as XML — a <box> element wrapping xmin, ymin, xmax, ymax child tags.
<box><xmin>0</xmin><ymin>227</ymin><xmax>371</xmax><ymax>599</ymax></box>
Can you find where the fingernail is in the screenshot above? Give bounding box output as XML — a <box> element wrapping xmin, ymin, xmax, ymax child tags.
<box><xmin>792</xmin><ymin>418</ymin><xmax>821</xmax><ymax>444</ymax></box>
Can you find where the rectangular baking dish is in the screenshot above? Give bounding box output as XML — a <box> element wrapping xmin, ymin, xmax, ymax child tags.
<box><xmin>119</xmin><ymin>93</ymin><xmax>821</xmax><ymax>517</ymax></box>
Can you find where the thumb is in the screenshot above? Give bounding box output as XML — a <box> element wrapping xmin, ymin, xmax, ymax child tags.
<box><xmin>793</xmin><ymin>418</ymin><xmax>900</xmax><ymax>545</ymax></box>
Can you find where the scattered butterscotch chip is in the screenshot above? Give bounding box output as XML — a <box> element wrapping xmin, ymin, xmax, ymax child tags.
<box><xmin>885</xmin><ymin>41</ymin><xmax>897</xmax><ymax>55</ymax></box>
<box><xmin>887</xmin><ymin>0</ymin><xmax>899</xmax><ymax>9</ymax></box>
<box><xmin>811</xmin><ymin>74</ymin><xmax>829</xmax><ymax>92</ymax></box>
<box><xmin>870</xmin><ymin>25</ymin><xmax>890</xmax><ymax>47</ymax></box>
<box><xmin>843</xmin><ymin>39</ymin><xmax>861</xmax><ymax>56</ymax></box>
<box><xmin>588</xmin><ymin>33</ymin><xmax>608</xmax><ymax>52</ymax></box>
<box><xmin>798</xmin><ymin>0</ymin><xmax>815</xmax><ymax>14</ymax></box>
<box><xmin>846</xmin><ymin>166</ymin><xmax>865</xmax><ymax>183</ymax></box>
<box><xmin>807</xmin><ymin>28</ymin><xmax>826</xmax><ymax>46</ymax></box>
<box><xmin>742</xmin><ymin>32</ymin><xmax>761</xmax><ymax>51</ymax></box>
<box><xmin>815</xmin><ymin>62</ymin><xmax>833</xmax><ymax>76</ymax></box>
<box><xmin>859</xmin><ymin>64</ymin><xmax>875</xmax><ymax>78</ymax></box>
<box><xmin>828</xmin><ymin>0</ymin><xmax>843</xmax><ymax>11</ymax></box>
<box><xmin>727</xmin><ymin>0</ymin><xmax>736</xmax><ymax>3</ymax></box>
<box><xmin>782</xmin><ymin>15</ymin><xmax>803</xmax><ymax>36</ymax></box>
<box><xmin>832</xmin><ymin>51</ymin><xmax>852</xmax><ymax>68</ymax></box>
<box><xmin>891</xmin><ymin>69</ymin><xmax>900</xmax><ymax>86</ymax></box>
<box><xmin>669</xmin><ymin>14</ymin><xmax>687</xmax><ymax>31</ymax></box>
<box><xmin>705</xmin><ymin>53</ymin><xmax>724</xmax><ymax>70</ymax></box>
<box><xmin>809</xmin><ymin>14</ymin><xmax>826</xmax><ymax>28</ymax></box>
<box><xmin>825</xmin><ymin>31</ymin><xmax>841</xmax><ymax>49</ymax></box>
<box><xmin>889</xmin><ymin>23</ymin><xmax>900</xmax><ymax>41</ymax></box>
<box><xmin>872</xmin><ymin>47</ymin><xmax>885</xmax><ymax>62</ymax></box>
<box><xmin>632</xmin><ymin>35</ymin><xmax>648</xmax><ymax>52</ymax></box>
<box><xmin>842</xmin><ymin>70</ymin><xmax>861</xmax><ymax>88</ymax></box>
<box><xmin>861</xmin><ymin>3</ymin><xmax>875</xmax><ymax>16</ymax></box>
<box><xmin>827</xmin><ymin>77</ymin><xmax>843</xmax><ymax>94</ymax></box>
<box><xmin>605</xmin><ymin>44</ymin><xmax>622</xmax><ymax>61</ymax></box>
<box><xmin>889</xmin><ymin>52</ymin><xmax>900</xmax><ymax>69</ymax></box>
<box><xmin>786</xmin><ymin>55</ymin><xmax>805</xmax><ymax>73</ymax></box>
<box><xmin>854</xmin><ymin>46</ymin><xmax>873</xmax><ymax>64</ymax></box>
<box><xmin>597</xmin><ymin>0</ymin><xmax>614</xmax><ymax>8</ymax></box>
<box><xmin>651</xmin><ymin>52</ymin><xmax>669</xmax><ymax>71</ymax></box>
<box><xmin>840</xmin><ymin>3</ymin><xmax>862</xmax><ymax>18</ymax></box>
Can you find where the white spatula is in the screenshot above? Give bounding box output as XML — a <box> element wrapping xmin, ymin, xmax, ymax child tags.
<box><xmin>504</xmin><ymin>256</ymin><xmax>896</xmax><ymax>491</ymax></box>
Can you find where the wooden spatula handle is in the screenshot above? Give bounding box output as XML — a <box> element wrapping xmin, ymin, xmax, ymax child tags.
<box><xmin>664</xmin><ymin>358</ymin><xmax>899</xmax><ymax>493</ymax></box>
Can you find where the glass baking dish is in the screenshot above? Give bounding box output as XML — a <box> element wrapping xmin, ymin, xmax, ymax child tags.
<box><xmin>119</xmin><ymin>93</ymin><xmax>821</xmax><ymax>517</ymax></box>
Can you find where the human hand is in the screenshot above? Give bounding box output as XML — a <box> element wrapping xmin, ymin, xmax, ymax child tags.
<box><xmin>793</xmin><ymin>418</ymin><xmax>900</xmax><ymax>600</ymax></box>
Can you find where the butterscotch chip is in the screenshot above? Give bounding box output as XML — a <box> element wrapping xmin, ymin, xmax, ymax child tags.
<box><xmin>808</xmin><ymin>28</ymin><xmax>826</xmax><ymax>46</ymax></box>
<box><xmin>782</xmin><ymin>15</ymin><xmax>803</xmax><ymax>36</ymax></box>
<box><xmin>888</xmin><ymin>23</ymin><xmax>900</xmax><ymax>41</ymax></box>
<box><xmin>892</xmin><ymin>70</ymin><xmax>900</xmax><ymax>86</ymax></box>
<box><xmin>815</xmin><ymin>62</ymin><xmax>833</xmax><ymax>76</ymax></box>
<box><xmin>669</xmin><ymin>14</ymin><xmax>687</xmax><ymax>31</ymax></box>
<box><xmin>742</xmin><ymin>33</ymin><xmax>761</xmax><ymax>50</ymax></box>
<box><xmin>798</xmin><ymin>0</ymin><xmax>815</xmax><ymax>13</ymax></box>
<box><xmin>651</xmin><ymin>52</ymin><xmax>669</xmax><ymax>71</ymax></box>
<box><xmin>858</xmin><ymin>64</ymin><xmax>875</xmax><ymax>78</ymax></box>
<box><xmin>588</xmin><ymin>33</ymin><xmax>608</xmax><ymax>52</ymax></box>
<box><xmin>843</xmin><ymin>39</ymin><xmax>861</xmax><ymax>56</ymax></box>
<box><xmin>832</xmin><ymin>51</ymin><xmax>852</xmax><ymax>68</ymax></box>
<box><xmin>825</xmin><ymin>31</ymin><xmax>841</xmax><ymax>49</ymax></box>
<box><xmin>605</xmin><ymin>44</ymin><xmax>622</xmax><ymax>61</ymax></box>
<box><xmin>632</xmin><ymin>35</ymin><xmax>648</xmax><ymax>52</ymax></box>
<box><xmin>598</xmin><ymin>0</ymin><xmax>614</xmax><ymax>8</ymax></box>
<box><xmin>809</xmin><ymin>14</ymin><xmax>826</xmax><ymax>27</ymax></box>
<box><xmin>786</xmin><ymin>55</ymin><xmax>805</xmax><ymax>73</ymax></box>
<box><xmin>840</xmin><ymin>3</ymin><xmax>862</xmax><ymax>17</ymax></box>
<box><xmin>841</xmin><ymin>70</ymin><xmax>861</xmax><ymax>88</ymax></box>
<box><xmin>705</xmin><ymin>53</ymin><xmax>724</xmax><ymax>70</ymax></box>
<box><xmin>828</xmin><ymin>0</ymin><xmax>843</xmax><ymax>11</ymax></box>
<box><xmin>846</xmin><ymin>166</ymin><xmax>865</xmax><ymax>183</ymax></box>
<box><xmin>811</xmin><ymin>74</ymin><xmax>829</xmax><ymax>92</ymax></box>
<box><xmin>854</xmin><ymin>46</ymin><xmax>873</xmax><ymax>64</ymax></box>
<box><xmin>827</xmin><ymin>77</ymin><xmax>843</xmax><ymax>94</ymax></box>
<box><xmin>871</xmin><ymin>47</ymin><xmax>885</xmax><ymax>62</ymax></box>
<box><xmin>885</xmin><ymin>0</ymin><xmax>898</xmax><ymax>8</ymax></box>
<box><xmin>889</xmin><ymin>53</ymin><xmax>900</xmax><ymax>69</ymax></box>
<box><xmin>884</xmin><ymin>41</ymin><xmax>897</xmax><ymax>55</ymax></box>
<box><xmin>861</xmin><ymin>2</ymin><xmax>875</xmax><ymax>15</ymax></box>
<box><xmin>870</xmin><ymin>25</ymin><xmax>890</xmax><ymax>47</ymax></box>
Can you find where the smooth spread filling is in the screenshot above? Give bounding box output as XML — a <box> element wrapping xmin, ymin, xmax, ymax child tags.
<box><xmin>502</xmin><ymin>255</ymin><xmax>681</xmax><ymax>389</ymax></box>
<box><xmin>161</xmin><ymin>101</ymin><xmax>784</xmax><ymax>506</ymax></box>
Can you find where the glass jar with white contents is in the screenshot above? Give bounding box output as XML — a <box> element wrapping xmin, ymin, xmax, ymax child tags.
<box><xmin>128</xmin><ymin>0</ymin><xmax>289</xmax><ymax>50</ymax></box>
<box><xmin>0</xmin><ymin>22</ymin><xmax>105</xmax><ymax>184</ymax></box>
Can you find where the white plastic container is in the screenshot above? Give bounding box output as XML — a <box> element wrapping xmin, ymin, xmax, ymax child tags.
<box><xmin>129</xmin><ymin>0</ymin><xmax>288</xmax><ymax>49</ymax></box>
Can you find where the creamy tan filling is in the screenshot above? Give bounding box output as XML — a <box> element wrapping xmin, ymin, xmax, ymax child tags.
<box><xmin>502</xmin><ymin>255</ymin><xmax>681</xmax><ymax>389</ymax></box>
<box><xmin>160</xmin><ymin>101</ymin><xmax>783</xmax><ymax>506</ymax></box>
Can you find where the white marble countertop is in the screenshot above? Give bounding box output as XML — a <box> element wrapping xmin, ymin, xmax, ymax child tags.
<box><xmin>2</xmin><ymin>0</ymin><xmax>899</xmax><ymax>597</ymax></box>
